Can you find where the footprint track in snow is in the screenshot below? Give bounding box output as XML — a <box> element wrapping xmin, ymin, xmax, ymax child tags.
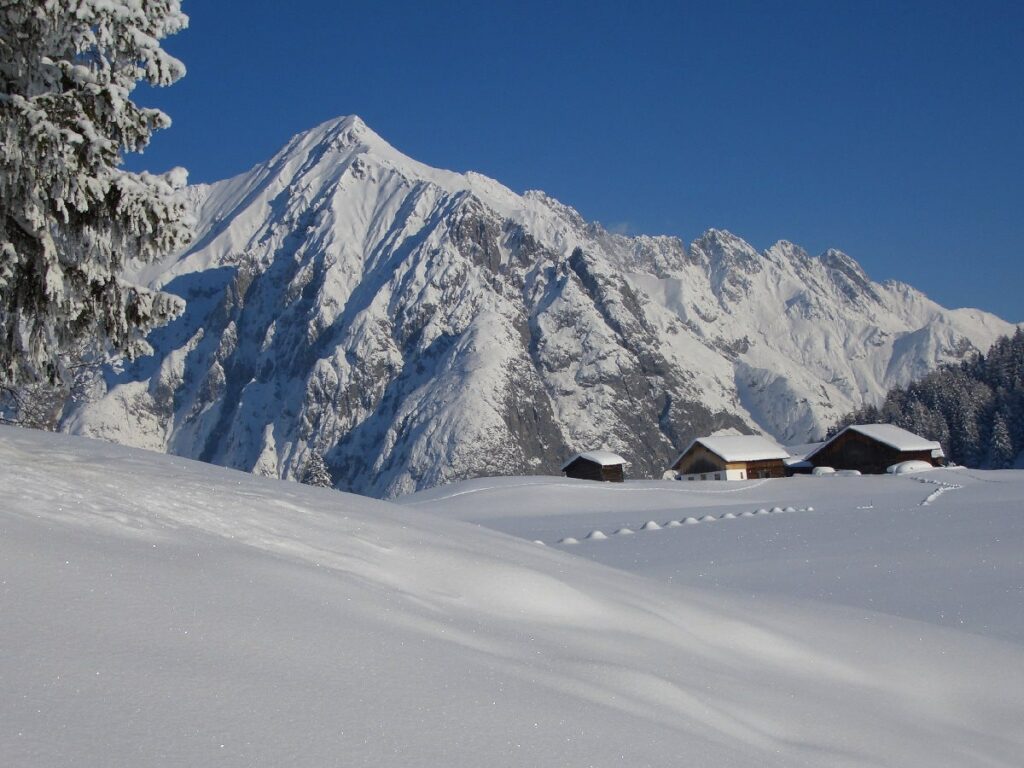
<box><xmin>551</xmin><ymin>504</ymin><xmax>817</xmax><ymax>546</ymax></box>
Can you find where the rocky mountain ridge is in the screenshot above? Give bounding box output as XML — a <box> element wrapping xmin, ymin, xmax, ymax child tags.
<box><xmin>63</xmin><ymin>116</ymin><xmax>1016</xmax><ymax>496</ymax></box>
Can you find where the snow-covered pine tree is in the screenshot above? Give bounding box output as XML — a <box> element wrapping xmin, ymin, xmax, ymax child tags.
<box><xmin>0</xmin><ymin>0</ymin><xmax>192</xmax><ymax>387</ymax></box>
<box><xmin>0</xmin><ymin>337</ymin><xmax>101</xmax><ymax>428</ymax></box>
<box><xmin>987</xmin><ymin>412</ymin><xmax>1015</xmax><ymax>469</ymax></box>
<box><xmin>300</xmin><ymin>451</ymin><xmax>334</xmax><ymax>488</ymax></box>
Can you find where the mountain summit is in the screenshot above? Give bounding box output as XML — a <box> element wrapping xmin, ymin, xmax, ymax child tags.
<box><xmin>64</xmin><ymin>117</ymin><xmax>1015</xmax><ymax>496</ymax></box>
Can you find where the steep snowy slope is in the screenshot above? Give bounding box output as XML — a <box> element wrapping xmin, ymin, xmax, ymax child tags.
<box><xmin>64</xmin><ymin>116</ymin><xmax>1016</xmax><ymax>496</ymax></box>
<box><xmin>3</xmin><ymin>427</ymin><xmax>1024</xmax><ymax>767</ymax></box>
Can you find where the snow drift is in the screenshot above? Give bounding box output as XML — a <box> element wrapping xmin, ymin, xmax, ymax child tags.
<box><xmin>3</xmin><ymin>427</ymin><xmax>1024</xmax><ymax>766</ymax></box>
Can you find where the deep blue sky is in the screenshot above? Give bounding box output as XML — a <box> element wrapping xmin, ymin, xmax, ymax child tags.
<box><xmin>130</xmin><ymin>1</ymin><xmax>1024</xmax><ymax>321</ymax></box>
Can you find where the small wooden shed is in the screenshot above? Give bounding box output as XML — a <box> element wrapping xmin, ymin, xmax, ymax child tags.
<box><xmin>806</xmin><ymin>424</ymin><xmax>945</xmax><ymax>475</ymax></box>
<box><xmin>671</xmin><ymin>434</ymin><xmax>789</xmax><ymax>481</ymax></box>
<box><xmin>561</xmin><ymin>451</ymin><xmax>627</xmax><ymax>482</ymax></box>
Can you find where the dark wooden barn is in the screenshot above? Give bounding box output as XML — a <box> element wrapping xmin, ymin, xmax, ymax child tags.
<box><xmin>806</xmin><ymin>424</ymin><xmax>945</xmax><ymax>475</ymax></box>
<box><xmin>671</xmin><ymin>434</ymin><xmax>789</xmax><ymax>481</ymax></box>
<box><xmin>560</xmin><ymin>451</ymin><xmax>627</xmax><ymax>482</ymax></box>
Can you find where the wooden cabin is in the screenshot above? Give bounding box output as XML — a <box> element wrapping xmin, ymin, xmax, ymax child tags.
<box><xmin>561</xmin><ymin>451</ymin><xmax>627</xmax><ymax>482</ymax></box>
<box><xmin>806</xmin><ymin>424</ymin><xmax>945</xmax><ymax>475</ymax></box>
<box><xmin>671</xmin><ymin>435</ymin><xmax>789</xmax><ymax>481</ymax></box>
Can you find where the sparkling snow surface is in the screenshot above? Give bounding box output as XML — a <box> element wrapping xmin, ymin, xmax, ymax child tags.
<box><xmin>4</xmin><ymin>428</ymin><xmax>1024</xmax><ymax>767</ymax></box>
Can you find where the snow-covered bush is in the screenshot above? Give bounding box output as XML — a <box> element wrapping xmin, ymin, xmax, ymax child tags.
<box><xmin>0</xmin><ymin>0</ymin><xmax>192</xmax><ymax>386</ymax></box>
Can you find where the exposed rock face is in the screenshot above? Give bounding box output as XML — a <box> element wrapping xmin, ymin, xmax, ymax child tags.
<box><xmin>63</xmin><ymin>116</ymin><xmax>1016</xmax><ymax>497</ymax></box>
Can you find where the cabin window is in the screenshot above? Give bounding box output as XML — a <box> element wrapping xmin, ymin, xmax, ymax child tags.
<box><xmin>688</xmin><ymin>475</ymin><xmax>695</xmax><ymax>481</ymax></box>
<box><xmin>700</xmin><ymin>473</ymin><xmax>707</xmax><ymax>481</ymax></box>
<box><xmin>740</xmin><ymin>471</ymin><xmax>745</xmax><ymax>479</ymax></box>
<box><xmin>714</xmin><ymin>472</ymin><xmax>721</xmax><ymax>480</ymax></box>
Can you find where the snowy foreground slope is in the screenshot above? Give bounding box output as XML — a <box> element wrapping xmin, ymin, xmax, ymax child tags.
<box><xmin>4</xmin><ymin>428</ymin><xmax>1024</xmax><ymax>767</ymax></box>
<box><xmin>64</xmin><ymin>116</ymin><xmax>1016</xmax><ymax>497</ymax></box>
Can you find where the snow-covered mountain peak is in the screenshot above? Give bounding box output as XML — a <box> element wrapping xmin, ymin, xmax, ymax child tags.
<box><xmin>820</xmin><ymin>246</ymin><xmax>866</xmax><ymax>274</ymax></box>
<box><xmin>692</xmin><ymin>228</ymin><xmax>760</xmax><ymax>263</ymax></box>
<box><xmin>65</xmin><ymin>118</ymin><xmax>1018</xmax><ymax>496</ymax></box>
<box><xmin>764</xmin><ymin>239</ymin><xmax>811</xmax><ymax>264</ymax></box>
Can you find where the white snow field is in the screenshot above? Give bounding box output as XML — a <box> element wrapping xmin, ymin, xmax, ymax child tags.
<box><xmin>403</xmin><ymin>471</ymin><xmax>1024</xmax><ymax>644</ymax></box>
<box><xmin>4</xmin><ymin>428</ymin><xmax>1024</xmax><ymax>767</ymax></box>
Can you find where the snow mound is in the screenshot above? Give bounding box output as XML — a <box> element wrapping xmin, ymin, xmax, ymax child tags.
<box><xmin>640</xmin><ymin>520</ymin><xmax>662</xmax><ymax>531</ymax></box>
<box><xmin>614</xmin><ymin>527</ymin><xmax>635</xmax><ymax>535</ymax></box>
<box><xmin>585</xmin><ymin>530</ymin><xmax>608</xmax><ymax>541</ymax></box>
<box><xmin>812</xmin><ymin>466</ymin><xmax>836</xmax><ymax>476</ymax></box>
<box><xmin>665</xmin><ymin>520</ymin><xmax>684</xmax><ymax>527</ymax></box>
<box><xmin>722</xmin><ymin>512</ymin><xmax>738</xmax><ymax>519</ymax></box>
<box><xmin>888</xmin><ymin>460</ymin><xmax>935</xmax><ymax>475</ymax></box>
<box><xmin>683</xmin><ymin>517</ymin><xmax>700</xmax><ymax>525</ymax></box>
<box><xmin>559</xmin><ymin>536</ymin><xmax>580</xmax><ymax>545</ymax></box>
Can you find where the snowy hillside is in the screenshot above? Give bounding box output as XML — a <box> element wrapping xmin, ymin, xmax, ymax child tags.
<box><xmin>4</xmin><ymin>426</ymin><xmax>1024</xmax><ymax>767</ymax></box>
<box><xmin>63</xmin><ymin>116</ymin><xmax>1016</xmax><ymax>496</ymax></box>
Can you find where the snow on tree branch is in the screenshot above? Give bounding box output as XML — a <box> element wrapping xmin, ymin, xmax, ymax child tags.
<box><xmin>0</xmin><ymin>0</ymin><xmax>192</xmax><ymax>385</ymax></box>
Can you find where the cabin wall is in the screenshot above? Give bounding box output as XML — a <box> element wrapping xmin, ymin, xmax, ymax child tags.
<box><xmin>601</xmin><ymin>464</ymin><xmax>625</xmax><ymax>483</ymax></box>
<box><xmin>742</xmin><ymin>459</ymin><xmax>787</xmax><ymax>479</ymax></box>
<box><xmin>673</xmin><ymin>444</ymin><xmax>727</xmax><ymax>475</ymax></box>
<box><xmin>680</xmin><ymin>468</ymin><xmax>731</xmax><ymax>481</ymax></box>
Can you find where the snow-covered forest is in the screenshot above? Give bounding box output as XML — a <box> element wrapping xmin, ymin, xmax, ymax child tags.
<box><xmin>831</xmin><ymin>329</ymin><xmax>1024</xmax><ymax>468</ymax></box>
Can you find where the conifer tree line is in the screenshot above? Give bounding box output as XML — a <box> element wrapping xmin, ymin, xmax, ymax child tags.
<box><xmin>830</xmin><ymin>329</ymin><xmax>1024</xmax><ymax>469</ymax></box>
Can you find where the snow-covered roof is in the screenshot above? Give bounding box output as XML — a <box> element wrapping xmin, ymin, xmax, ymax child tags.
<box><xmin>784</xmin><ymin>442</ymin><xmax>824</xmax><ymax>460</ymax></box>
<box><xmin>560</xmin><ymin>451</ymin><xmax>628</xmax><ymax>471</ymax></box>
<box><xmin>809</xmin><ymin>424</ymin><xmax>944</xmax><ymax>458</ymax></box>
<box><xmin>673</xmin><ymin>435</ymin><xmax>789</xmax><ymax>467</ymax></box>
